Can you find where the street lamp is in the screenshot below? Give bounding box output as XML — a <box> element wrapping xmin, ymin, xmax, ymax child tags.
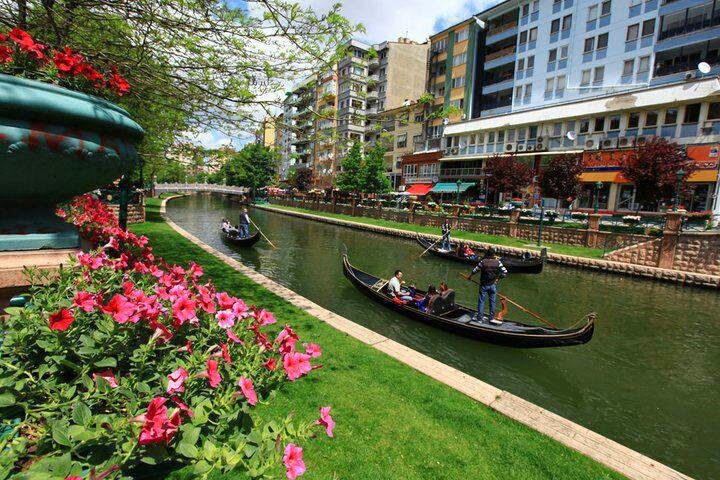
<box><xmin>594</xmin><ymin>181</ymin><xmax>603</xmax><ymax>214</ymax></box>
<box><xmin>456</xmin><ymin>178</ymin><xmax>462</xmax><ymax>204</ymax></box>
<box><xmin>674</xmin><ymin>169</ymin><xmax>685</xmax><ymax>212</ymax></box>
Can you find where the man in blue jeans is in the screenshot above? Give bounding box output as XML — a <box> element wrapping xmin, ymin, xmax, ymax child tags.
<box><xmin>440</xmin><ymin>221</ymin><xmax>452</xmax><ymax>250</ymax></box>
<box><xmin>238</xmin><ymin>208</ymin><xmax>251</xmax><ymax>238</ymax></box>
<box><xmin>468</xmin><ymin>248</ymin><xmax>508</xmax><ymax>323</ymax></box>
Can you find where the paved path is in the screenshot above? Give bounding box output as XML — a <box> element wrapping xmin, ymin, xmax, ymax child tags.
<box><xmin>160</xmin><ymin>196</ymin><xmax>693</xmax><ymax>480</ymax></box>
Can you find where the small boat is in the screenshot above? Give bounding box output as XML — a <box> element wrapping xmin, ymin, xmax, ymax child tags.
<box><xmin>220</xmin><ymin>229</ymin><xmax>261</xmax><ymax>247</ymax></box>
<box><xmin>416</xmin><ymin>236</ymin><xmax>546</xmax><ymax>274</ymax></box>
<box><xmin>342</xmin><ymin>250</ymin><xmax>594</xmax><ymax>348</ymax></box>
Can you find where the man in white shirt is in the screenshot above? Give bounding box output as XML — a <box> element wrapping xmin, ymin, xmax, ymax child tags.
<box><xmin>387</xmin><ymin>270</ymin><xmax>413</xmax><ymax>302</ymax></box>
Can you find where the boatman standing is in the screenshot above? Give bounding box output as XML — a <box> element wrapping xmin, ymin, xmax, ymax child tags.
<box><xmin>238</xmin><ymin>208</ymin><xmax>251</xmax><ymax>238</ymax></box>
<box><xmin>440</xmin><ymin>220</ymin><xmax>452</xmax><ymax>251</ymax></box>
<box><xmin>468</xmin><ymin>248</ymin><xmax>508</xmax><ymax>323</ymax></box>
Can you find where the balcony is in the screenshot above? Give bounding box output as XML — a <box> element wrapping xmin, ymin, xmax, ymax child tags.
<box><xmin>439</xmin><ymin>167</ymin><xmax>487</xmax><ymax>179</ymax></box>
<box><xmin>404</xmin><ymin>175</ymin><xmax>438</xmax><ymax>184</ymax></box>
<box><xmin>486</xmin><ymin>22</ymin><xmax>518</xmax><ymax>45</ymax></box>
<box><xmin>413</xmin><ymin>137</ymin><xmax>442</xmax><ymax>153</ymax></box>
<box><xmin>658</xmin><ymin>14</ymin><xmax>720</xmax><ymax>41</ymax></box>
<box><xmin>484</xmin><ymin>47</ymin><xmax>516</xmax><ymax>69</ymax></box>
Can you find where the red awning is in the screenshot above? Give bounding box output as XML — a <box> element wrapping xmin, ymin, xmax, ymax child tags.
<box><xmin>405</xmin><ymin>183</ymin><xmax>435</xmax><ymax>195</ymax></box>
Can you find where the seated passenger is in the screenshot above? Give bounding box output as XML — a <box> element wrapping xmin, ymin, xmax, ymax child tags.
<box><xmin>456</xmin><ymin>243</ymin><xmax>465</xmax><ymax>257</ymax></box>
<box><xmin>387</xmin><ymin>270</ymin><xmax>414</xmax><ymax>302</ymax></box>
<box><xmin>463</xmin><ymin>244</ymin><xmax>477</xmax><ymax>260</ymax></box>
<box><xmin>417</xmin><ymin>285</ymin><xmax>439</xmax><ymax>312</ymax></box>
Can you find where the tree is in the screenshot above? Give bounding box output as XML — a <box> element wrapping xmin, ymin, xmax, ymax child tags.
<box><xmin>288</xmin><ymin>166</ymin><xmax>313</xmax><ymax>192</ymax></box>
<box><xmin>156</xmin><ymin>160</ymin><xmax>187</xmax><ymax>183</ymax></box>
<box><xmin>621</xmin><ymin>138</ymin><xmax>698</xmax><ymax>210</ymax></box>
<box><xmin>360</xmin><ymin>144</ymin><xmax>391</xmax><ymax>194</ymax></box>
<box><xmin>335</xmin><ymin>141</ymin><xmax>364</xmax><ymax>194</ymax></box>
<box><xmin>222</xmin><ymin>144</ymin><xmax>279</xmax><ymax>196</ymax></box>
<box><xmin>540</xmin><ymin>154</ymin><xmax>583</xmax><ymax>206</ymax></box>
<box><xmin>485</xmin><ymin>154</ymin><xmax>534</xmax><ymax>202</ymax></box>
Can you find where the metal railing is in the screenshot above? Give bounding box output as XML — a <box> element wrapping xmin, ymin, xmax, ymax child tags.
<box><xmin>403</xmin><ymin>175</ymin><xmax>437</xmax><ymax>184</ymax></box>
<box><xmin>487</xmin><ymin>21</ymin><xmax>518</xmax><ymax>37</ymax></box>
<box><xmin>485</xmin><ymin>46</ymin><xmax>516</xmax><ymax>62</ymax></box>
<box><xmin>154</xmin><ymin>183</ymin><xmax>249</xmax><ymax>195</ymax></box>
<box><xmin>658</xmin><ymin>14</ymin><xmax>720</xmax><ymax>41</ymax></box>
<box><xmin>439</xmin><ymin>168</ymin><xmax>486</xmax><ymax>179</ymax></box>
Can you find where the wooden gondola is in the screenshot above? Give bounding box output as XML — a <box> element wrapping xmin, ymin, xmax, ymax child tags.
<box><xmin>342</xmin><ymin>250</ymin><xmax>594</xmax><ymax>348</ymax></box>
<box><xmin>220</xmin><ymin>229</ymin><xmax>262</xmax><ymax>247</ymax></box>
<box><xmin>417</xmin><ymin>236</ymin><xmax>546</xmax><ymax>274</ymax></box>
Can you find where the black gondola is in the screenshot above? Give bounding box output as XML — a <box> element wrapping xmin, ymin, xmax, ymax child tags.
<box><xmin>417</xmin><ymin>236</ymin><xmax>546</xmax><ymax>274</ymax></box>
<box><xmin>220</xmin><ymin>229</ymin><xmax>262</xmax><ymax>247</ymax></box>
<box><xmin>342</xmin><ymin>250</ymin><xmax>594</xmax><ymax>348</ymax></box>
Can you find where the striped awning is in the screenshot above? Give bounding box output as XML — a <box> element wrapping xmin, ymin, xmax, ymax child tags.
<box><xmin>431</xmin><ymin>182</ymin><xmax>475</xmax><ymax>193</ymax></box>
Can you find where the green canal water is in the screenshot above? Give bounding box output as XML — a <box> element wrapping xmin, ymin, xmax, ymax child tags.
<box><xmin>168</xmin><ymin>194</ymin><xmax>719</xmax><ymax>479</ymax></box>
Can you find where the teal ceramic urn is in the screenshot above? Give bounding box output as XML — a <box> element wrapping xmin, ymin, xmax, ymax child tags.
<box><xmin>0</xmin><ymin>74</ymin><xmax>144</xmax><ymax>251</ymax></box>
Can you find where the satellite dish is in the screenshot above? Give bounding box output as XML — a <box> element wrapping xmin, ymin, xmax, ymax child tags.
<box><xmin>566</xmin><ymin>131</ymin><xmax>577</xmax><ymax>141</ymax></box>
<box><xmin>442</xmin><ymin>117</ymin><xmax>450</xmax><ymax>126</ymax></box>
<box><xmin>698</xmin><ymin>62</ymin><xmax>712</xmax><ymax>74</ymax></box>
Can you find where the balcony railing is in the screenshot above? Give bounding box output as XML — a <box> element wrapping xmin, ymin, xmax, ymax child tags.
<box><xmin>439</xmin><ymin>167</ymin><xmax>487</xmax><ymax>179</ymax></box>
<box><xmin>403</xmin><ymin>175</ymin><xmax>438</xmax><ymax>184</ymax></box>
<box><xmin>482</xmin><ymin>98</ymin><xmax>513</xmax><ymax>110</ymax></box>
<box><xmin>413</xmin><ymin>137</ymin><xmax>442</xmax><ymax>153</ymax></box>
<box><xmin>485</xmin><ymin>46</ymin><xmax>516</xmax><ymax>62</ymax></box>
<box><xmin>655</xmin><ymin>56</ymin><xmax>719</xmax><ymax>76</ymax></box>
<box><xmin>485</xmin><ymin>71</ymin><xmax>515</xmax><ymax>85</ymax></box>
<box><xmin>486</xmin><ymin>21</ymin><xmax>518</xmax><ymax>37</ymax></box>
<box><xmin>658</xmin><ymin>14</ymin><xmax>720</xmax><ymax>41</ymax></box>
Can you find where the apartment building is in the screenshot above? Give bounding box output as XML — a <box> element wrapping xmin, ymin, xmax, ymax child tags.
<box><xmin>414</xmin><ymin>0</ymin><xmax>720</xmax><ymax>214</ymax></box>
<box><xmin>277</xmin><ymin>77</ymin><xmax>317</xmax><ymax>181</ymax></box>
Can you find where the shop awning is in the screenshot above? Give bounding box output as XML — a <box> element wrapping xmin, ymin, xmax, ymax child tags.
<box><xmin>579</xmin><ymin>171</ymin><xmax>619</xmax><ymax>183</ymax></box>
<box><xmin>688</xmin><ymin>169</ymin><xmax>719</xmax><ymax>182</ymax></box>
<box><xmin>405</xmin><ymin>183</ymin><xmax>435</xmax><ymax>195</ymax></box>
<box><xmin>431</xmin><ymin>182</ymin><xmax>475</xmax><ymax>193</ymax></box>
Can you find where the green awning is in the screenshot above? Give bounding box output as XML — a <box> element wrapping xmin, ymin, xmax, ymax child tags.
<box><xmin>430</xmin><ymin>182</ymin><xmax>475</xmax><ymax>193</ymax></box>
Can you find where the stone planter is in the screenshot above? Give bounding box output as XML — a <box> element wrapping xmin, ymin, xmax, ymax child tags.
<box><xmin>0</xmin><ymin>74</ymin><xmax>144</xmax><ymax>250</ymax></box>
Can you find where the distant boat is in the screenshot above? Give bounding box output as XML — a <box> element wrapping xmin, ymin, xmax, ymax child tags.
<box><xmin>220</xmin><ymin>229</ymin><xmax>261</xmax><ymax>247</ymax></box>
<box><xmin>342</xmin><ymin>249</ymin><xmax>594</xmax><ymax>348</ymax></box>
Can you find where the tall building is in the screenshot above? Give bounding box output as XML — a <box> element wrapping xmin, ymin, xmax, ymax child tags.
<box><xmin>277</xmin><ymin>76</ymin><xmax>317</xmax><ymax>182</ymax></box>
<box><xmin>409</xmin><ymin>0</ymin><xmax>720</xmax><ymax>214</ymax></box>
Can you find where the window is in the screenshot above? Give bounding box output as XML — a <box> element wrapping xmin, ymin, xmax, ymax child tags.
<box><xmin>532</xmin><ymin>0</ymin><xmax>540</xmax><ymax>11</ymax></box>
<box><xmin>452</xmin><ymin>52</ymin><xmax>467</xmax><ymax>66</ymax></box>
<box><xmin>414</xmin><ymin>113</ymin><xmax>424</xmax><ymax>123</ymax></box>
<box><xmin>588</xmin><ymin>4</ymin><xmax>598</xmax><ymax>20</ymax></box>
<box><xmin>584</xmin><ymin>37</ymin><xmax>595</xmax><ymax>53</ymax></box>
<box><xmin>549</xmin><ymin>48</ymin><xmax>558</xmax><ymax>62</ymax></box>
<box><xmin>601</xmin><ymin>0</ymin><xmax>611</xmax><ymax>16</ymax></box>
<box><xmin>515</xmin><ymin>86</ymin><xmax>523</xmax><ymax>98</ymax></box>
<box><xmin>396</xmin><ymin>133</ymin><xmax>407</xmax><ymax>148</ymax></box>
<box><xmin>609</xmin><ymin>115</ymin><xmax>621</xmax><ymax>130</ymax></box>
<box><xmin>524</xmin><ymin>83</ymin><xmax>532</xmax><ymax>99</ymax></box>
<box><xmin>529</xmin><ymin>27</ymin><xmax>538</xmax><ymax>42</ymax></box>
<box><xmin>579</xmin><ymin>119</ymin><xmax>590</xmax><ymax>133</ymax></box>
<box><xmin>527</xmin><ymin>55</ymin><xmax>535</xmax><ymax>69</ymax></box>
<box><xmin>449</xmin><ymin>98</ymin><xmax>464</xmax><ymax>109</ymax></box>
<box><xmin>645</xmin><ymin>111</ymin><xmax>658</xmax><ymax>126</ymax></box>
<box><xmin>593</xmin><ymin>66</ymin><xmax>604</xmax><ymax>84</ymax></box>
<box><xmin>628</xmin><ymin>112</ymin><xmax>640</xmax><ymax>128</ymax></box>
<box><xmin>452</xmin><ymin>76</ymin><xmax>466</xmax><ymax>88</ymax></box>
<box><xmin>664</xmin><ymin>108</ymin><xmax>678</xmax><ymax>125</ymax></box>
<box><xmin>557</xmin><ymin>75</ymin><xmax>566</xmax><ymax>91</ymax></box>
<box><xmin>519</xmin><ymin>30</ymin><xmax>528</xmax><ymax>44</ymax></box>
<box><xmin>623</xmin><ymin>59</ymin><xmax>634</xmax><ymax>76</ymax></box>
<box><xmin>432</xmin><ymin>38</ymin><xmax>447</xmax><ymax>53</ymax></box>
<box><xmin>637</xmin><ymin>56</ymin><xmax>650</xmax><ymax>73</ymax></box>
<box><xmin>594</xmin><ymin>116</ymin><xmax>605</xmax><ymax>132</ymax></box>
<box><xmin>580</xmin><ymin>69</ymin><xmax>591</xmax><ymax>86</ymax></box>
<box><xmin>553</xmin><ymin>122</ymin><xmax>563</xmax><ymax>136</ymax></box>
<box><xmin>641</xmin><ymin>19</ymin><xmax>655</xmax><ymax>37</ymax></box>
<box><xmin>546</xmin><ymin>77</ymin><xmax>555</xmax><ymax>93</ymax></box>
<box><xmin>683</xmin><ymin>104</ymin><xmax>701</xmax><ymax>123</ymax></box>
<box><xmin>456</xmin><ymin>27</ymin><xmax>469</xmax><ymax>42</ymax></box>
<box><xmin>563</xmin><ymin>14</ymin><xmax>572</xmax><ymax>30</ymax></box>
<box><xmin>529</xmin><ymin>125</ymin><xmax>538</xmax><ymax>138</ymax></box>
<box><xmin>708</xmin><ymin>102</ymin><xmax>720</xmax><ymax>120</ymax></box>
<box><xmin>551</xmin><ymin>18</ymin><xmax>561</xmax><ymax>34</ymax></box>
<box><xmin>522</xmin><ymin>3</ymin><xmax>530</xmax><ymax>16</ymax></box>
<box><xmin>626</xmin><ymin>24</ymin><xmax>639</xmax><ymax>41</ymax></box>
<box><xmin>597</xmin><ymin>33</ymin><xmax>608</xmax><ymax>50</ymax></box>
<box><xmin>517</xmin><ymin>58</ymin><xmax>525</xmax><ymax>70</ymax></box>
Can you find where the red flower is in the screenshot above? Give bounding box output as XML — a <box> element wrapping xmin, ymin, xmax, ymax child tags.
<box><xmin>49</xmin><ymin>308</ymin><xmax>74</xmax><ymax>331</ymax></box>
<box><xmin>218</xmin><ymin>342</ymin><xmax>231</xmax><ymax>365</ymax></box>
<box><xmin>8</xmin><ymin>28</ymin><xmax>45</xmax><ymax>60</ymax></box>
<box><xmin>197</xmin><ymin>358</ymin><xmax>222</xmax><ymax>388</ymax></box>
<box><xmin>255</xmin><ymin>308</ymin><xmax>276</xmax><ymax>326</ymax></box>
<box><xmin>73</xmin><ymin>291</ymin><xmax>95</xmax><ymax>312</ymax></box>
<box><xmin>263</xmin><ymin>357</ymin><xmax>277</xmax><ymax>371</ymax></box>
<box><xmin>277</xmin><ymin>325</ymin><xmax>299</xmax><ymax>354</ymax></box>
<box><xmin>108</xmin><ymin>71</ymin><xmax>131</xmax><ymax>96</ymax></box>
<box><xmin>92</xmin><ymin>370</ymin><xmax>118</xmax><ymax>388</ymax></box>
<box><xmin>0</xmin><ymin>46</ymin><xmax>12</xmax><ymax>64</ymax></box>
<box><xmin>304</xmin><ymin>342</ymin><xmax>322</xmax><ymax>358</ymax></box>
<box><xmin>316</xmin><ymin>406</ymin><xmax>335</xmax><ymax>437</ymax></box>
<box><xmin>283</xmin><ymin>443</ymin><xmax>306</xmax><ymax>480</ymax></box>
<box><xmin>101</xmin><ymin>294</ymin><xmax>138</xmax><ymax>324</ymax></box>
<box><xmin>282</xmin><ymin>352</ymin><xmax>312</xmax><ymax>381</ymax></box>
<box><xmin>52</xmin><ymin>47</ymin><xmax>82</xmax><ymax>74</ymax></box>
<box><xmin>135</xmin><ymin>397</ymin><xmax>183</xmax><ymax>446</ymax></box>
<box><xmin>172</xmin><ymin>294</ymin><xmax>197</xmax><ymax>326</ymax></box>
<box><xmin>65</xmin><ymin>477</ymin><xmax>82</xmax><ymax>480</ymax></box>
<box><xmin>237</xmin><ymin>377</ymin><xmax>258</xmax><ymax>406</ymax></box>
<box><xmin>167</xmin><ymin>367</ymin><xmax>188</xmax><ymax>394</ymax></box>
<box><xmin>77</xmin><ymin>62</ymin><xmax>104</xmax><ymax>85</ymax></box>
<box><xmin>226</xmin><ymin>329</ymin><xmax>243</xmax><ymax>344</ymax></box>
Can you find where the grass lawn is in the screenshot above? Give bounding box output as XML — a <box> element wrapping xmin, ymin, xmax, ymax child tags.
<box><xmin>131</xmin><ymin>198</ymin><xmax>624</xmax><ymax>480</ymax></box>
<box><xmin>261</xmin><ymin>204</ymin><xmax>606</xmax><ymax>260</ymax></box>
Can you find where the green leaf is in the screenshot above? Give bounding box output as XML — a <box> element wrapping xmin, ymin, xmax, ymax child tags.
<box><xmin>80</xmin><ymin>375</ymin><xmax>94</xmax><ymax>391</ymax></box>
<box><xmin>94</xmin><ymin>357</ymin><xmax>117</xmax><ymax>368</ymax></box>
<box><xmin>194</xmin><ymin>460</ymin><xmax>212</xmax><ymax>475</ymax></box>
<box><xmin>0</xmin><ymin>393</ymin><xmax>15</xmax><ymax>407</ymax></box>
<box><xmin>203</xmin><ymin>440</ymin><xmax>218</xmax><ymax>461</ymax></box>
<box><xmin>72</xmin><ymin>402</ymin><xmax>91</xmax><ymax>426</ymax></box>
<box><xmin>176</xmin><ymin>442</ymin><xmax>199</xmax><ymax>459</ymax></box>
<box><xmin>3</xmin><ymin>307</ymin><xmax>22</xmax><ymax>317</ymax></box>
<box><xmin>52</xmin><ymin>427</ymin><xmax>71</xmax><ymax>447</ymax></box>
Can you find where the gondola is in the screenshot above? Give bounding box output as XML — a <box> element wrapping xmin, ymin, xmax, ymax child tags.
<box><xmin>416</xmin><ymin>236</ymin><xmax>546</xmax><ymax>274</ymax></box>
<box><xmin>342</xmin><ymin>250</ymin><xmax>594</xmax><ymax>348</ymax></box>
<box><xmin>220</xmin><ymin>229</ymin><xmax>262</xmax><ymax>247</ymax></box>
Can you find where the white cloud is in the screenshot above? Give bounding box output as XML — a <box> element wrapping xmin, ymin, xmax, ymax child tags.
<box><xmin>182</xmin><ymin>130</ymin><xmax>251</xmax><ymax>150</ymax></box>
<box><xmin>297</xmin><ymin>0</ymin><xmax>499</xmax><ymax>44</ymax></box>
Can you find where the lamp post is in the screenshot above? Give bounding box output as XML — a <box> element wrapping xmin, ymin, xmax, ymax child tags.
<box><xmin>674</xmin><ymin>169</ymin><xmax>685</xmax><ymax>212</ymax></box>
<box><xmin>456</xmin><ymin>178</ymin><xmax>462</xmax><ymax>204</ymax></box>
<box><xmin>594</xmin><ymin>181</ymin><xmax>603</xmax><ymax>214</ymax></box>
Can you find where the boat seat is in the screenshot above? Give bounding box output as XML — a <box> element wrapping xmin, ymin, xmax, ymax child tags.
<box><xmin>430</xmin><ymin>290</ymin><xmax>455</xmax><ymax>316</ymax></box>
<box><xmin>372</xmin><ymin>279</ymin><xmax>388</xmax><ymax>293</ymax></box>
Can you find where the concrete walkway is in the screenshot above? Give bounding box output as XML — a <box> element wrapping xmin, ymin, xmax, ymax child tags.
<box><xmin>160</xmin><ymin>197</ymin><xmax>693</xmax><ymax>480</ymax></box>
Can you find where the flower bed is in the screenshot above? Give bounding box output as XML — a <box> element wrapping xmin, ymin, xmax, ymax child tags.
<box><xmin>0</xmin><ymin>195</ymin><xmax>332</xmax><ymax>479</ymax></box>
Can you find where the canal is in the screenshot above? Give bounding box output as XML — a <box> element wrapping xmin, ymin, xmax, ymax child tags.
<box><xmin>168</xmin><ymin>194</ymin><xmax>719</xmax><ymax>479</ymax></box>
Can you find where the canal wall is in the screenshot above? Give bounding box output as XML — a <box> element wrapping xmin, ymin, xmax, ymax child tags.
<box><xmin>159</xmin><ymin>195</ymin><xmax>693</xmax><ymax>480</ymax></box>
<box><xmin>255</xmin><ymin>203</ymin><xmax>720</xmax><ymax>289</ymax></box>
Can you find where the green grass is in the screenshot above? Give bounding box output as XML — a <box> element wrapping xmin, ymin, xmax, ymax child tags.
<box><xmin>131</xmin><ymin>198</ymin><xmax>624</xmax><ymax>480</ymax></box>
<box><xmin>262</xmin><ymin>204</ymin><xmax>607</xmax><ymax>259</ymax></box>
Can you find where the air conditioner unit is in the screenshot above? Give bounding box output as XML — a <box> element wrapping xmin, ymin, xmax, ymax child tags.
<box><xmin>584</xmin><ymin>136</ymin><xmax>601</xmax><ymax>150</ymax></box>
<box><xmin>526</xmin><ymin>144</ymin><xmax>536</xmax><ymax>151</ymax></box>
<box><xmin>504</xmin><ymin>142</ymin><xmax>517</xmax><ymax>153</ymax></box>
<box><xmin>517</xmin><ymin>144</ymin><xmax>527</xmax><ymax>152</ymax></box>
<box><xmin>601</xmin><ymin>137</ymin><xmax>618</xmax><ymax>149</ymax></box>
<box><xmin>450</xmin><ymin>146</ymin><xmax>459</xmax><ymax>155</ymax></box>
<box><xmin>685</xmin><ymin>71</ymin><xmax>696</xmax><ymax>80</ymax></box>
<box><xmin>443</xmin><ymin>147</ymin><xmax>451</xmax><ymax>155</ymax></box>
<box><xmin>702</xmin><ymin>121</ymin><xmax>714</xmax><ymax>131</ymax></box>
<box><xmin>535</xmin><ymin>143</ymin><xmax>548</xmax><ymax>151</ymax></box>
<box><xmin>618</xmin><ymin>136</ymin><xmax>635</xmax><ymax>148</ymax></box>
<box><xmin>635</xmin><ymin>135</ymin><xmax>654</xmax><ymax>146</ymax></box>
<box><xmin>536</xmin><ymin>136</ymin><xmax>545</xmax><ymax>144</ymax></box>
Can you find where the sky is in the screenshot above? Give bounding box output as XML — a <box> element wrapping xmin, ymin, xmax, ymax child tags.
<box><xmin>186</xmin><ymin>0</ymin><xmax>498</xmax><ymax>150</ymax></box>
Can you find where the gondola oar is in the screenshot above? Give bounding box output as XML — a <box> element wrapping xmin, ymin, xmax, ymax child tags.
<box><xmin>248</xmin><ymin>217</ymin><xmax>277</xmax><ymax>249</ymax></box>
<box><xmin>459</xmin><ymin>273</ymin><xmax>558</xmax><ymax>329</ymax></box>
<box><xmin>418</xmin><ymin>233</ymin><xmax>447</xmax><ymax>258</ymax></box>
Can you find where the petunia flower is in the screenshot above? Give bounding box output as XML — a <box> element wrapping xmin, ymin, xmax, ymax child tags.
<box><xmin>226</xmin><ymin>329</ymin><xmax>244</xmax><ymax>344</ymax></box>
<box><xmin>215</xmin><ymin>292</ymin><xmax>237</xmax><ymax>310</ymax></box>
<box><xmin>177</xmin><ymin>340</ymin><xmax>193</xmax><ymax>355</ymax></box>
<box><xmin>73</xmin><ymin>291</ymin><xmax>95</xmax><ymax>312</ymax></box>
<box><xmin>101</xmin><ymin>294</ymin><xmax>138</xmax><ymax>324</ymax></box>
<box><xmin>215</xmin><ymin>309</ymin><xmax>235</xmax><ymax>329</ymax></box>
<box><xmin>256</xmin><ymin>308</ymin><xmax>276</xmax><ymax>326</ymax></box>
<box><xmin>263</xmin><ymin>357</ymin><xmax>277</xmax><ymax>371</ymax></box>
<box><xmin>166</xmin><ymin>367</ymin><xmax>188</xmax><ymax>394</ymax></box>
<box><xmin>277</xmin><ymin>325</ymin><xmax>299</xmax><ymax>354</ymax></box>
<box><xmin>282</xmin><ymin>352</ymin><xmax>312</xmax><ymax>381</ymax></box>
<box><xmin>92</xmin><ymin>369</ymin><xmax>118</xmax><ymax>388</ymax></box>
<box><xmin>316</xmin><ymin>406</ymin><xmax>335</xmax><ymax>437</ymax></box>
<box><xmin>237</xmin><ymin>377</ymin><xmax>258</xmax><ymax>406</ymax></box>
<box><xmin>49</xmin><ymin>308</ymin><xmax>74</xmax><ymax>331</ymax></box>
<box><xmin>283</xmin><ymin>443</ymin><xmax>306</xmax><ymax>480</ymax></box>
<box><xmin>0</xmin><ymin>45</ymin><xmax>12</xmax><ymax>64</ymax></box>
<box><xmin>172</xmin><ymin>294</ymin><xmax>197</xmax><ymax>326</ymax></box>
<box><xmin>304</xmin><ymin>343</ymin><xmax>322</xmax><ymax>358</ymax></box>
<box><xmin>197</xmin><ymin>358</ymin><xmax>222</xmax><ymax>388</ymax></box>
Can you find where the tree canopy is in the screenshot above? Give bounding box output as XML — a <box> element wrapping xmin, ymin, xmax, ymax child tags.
<box><xmin>288</xmin><ymin>166</ymin><xmax>313</xmax><ymax>192</ymax></box>
<box><xmin>540</xmin><ymin>154</ymin><xmax>583</xmax><ymax>205</ymax></box>
<box><xmin>222</xmin><ymin>143</ymin><xmax>279</xmax><ymax>194</ymax></box>
<box><xmin>335</xmin><ymin>141</ymin><xmax>364</xmax><ymax>194</ymax></box>
<box><xmin>485</xmin><ymin>155</ymin><xmax>534</xmax><ymax>199</ymax></box>
<box><xmin>359</xmin><ymin>143</ymin><xmax>391</xmax><ymax>194</ymax></box>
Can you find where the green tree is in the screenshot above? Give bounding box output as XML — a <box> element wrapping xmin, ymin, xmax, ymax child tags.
<box><xmin>335</xmin><ymin>141</ymin><xmax>364</xmax><ymax>194</ymax></box>
<box><xmin>360</xmin><ymin>144</ymin><xmax>391</xmax><ymax>194</ymax></box>
<box><xmin>288</xmin><ymin>166</ymin><xmax>314</xmax><ymax>192</ymax></box>
<box><xmin>156</xmin><ymin>160</ymin><xmax>187</xmax><ymax>183</ymax></box>
<box><xmin>222</xmin><ymin>144</ymin><xmax>279</xmax><ymax>196</ymax></box>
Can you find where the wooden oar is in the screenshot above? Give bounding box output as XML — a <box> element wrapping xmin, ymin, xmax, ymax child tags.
<box><xmin>248</xmin><ymin>217</ymin><xmax>277</xmax><ymax>249</ymax></box>
<box><xmin>418</xmin><ymin>233</ymin><xmax>448</xmax><ymax>258</ymax></box>
<box><xmin>459</xmin><ymin>273</ymin><xmax>558</xmax><ymax>329</ymax></box>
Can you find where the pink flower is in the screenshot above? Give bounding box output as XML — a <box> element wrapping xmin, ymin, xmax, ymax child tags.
<box><xmin>171</xmin><ymin>395</ymin><xmax>194</xmax><ymax>417</ymax></box>
<box><xmin>283</xmin><ymin>443</ymin><xmax>306</xmax><ymax>480</ymax></box>
<box><xmin>188</xmin><ymin>262</ymin><xmax>203</xmax><ymax>278</ymax></box>
<box><xmin>277</xmin><ymin>325</ymin><xmax>299</xmax><ymax>354</ymax></box>
<box><xmin>237</xmin><ymin>377</ymin><xmax>258</xmax><ymax>406</ymax></box>
<box><xmin>65</xmin><ymin>477</ymin><xmax>82</xmax><ymax>480</ymax></box>
<box><xmin>226</xmin><ymin>329</ymin><xmax>244</xmax><ymax>344</ymax></box>
<box><xmin>304</xmin><ymin>343</ymin><xmax>322</xmax><ymax>358</ymax></box>
<box><xmin>216</xmin><ymin>292</ymin><xmax>236</xmax><ymax>310</ymax></box>
<box><xmin>215</xmin><ymin>309</ymin><xmax>235</xmax><ymax>329</ymax></box>
<box><xmin>316</xmin><ymin>406</ymin><xmax>335</xmax><ymax>437</ymax></box>
<box><xmin>92</xmin><ymin>369</ymin><xmax>118</xmax><ymax>388</ymax></box>
<box><xmin>101</xmin><ymin>294</ymin><xmax>138</xmax><ymax>324</ymax></box>
<box><xmin>73</xmin><ymin>291</ymin><xmax>95</xmax><ymax>312</ymax></box>
<box><xmin>177</xmin><ymin>340</ymin><xmax>193</xmax><ymax>355</ymax></box>
<box><xmin>283</xmin><ymin>352</ymin><xmax>312</xmax><ymax>381</ymax></box>
<box><xmin>256</xmin><ymin>308</ymin><xmax>276</xmax><ymax>326</ymax></box>
<box><xmin>49</xmin><ymin>308</ymin><xmax>75</xmax><ymax>331</ymax></box>
<box><xmin>77</xmin><ymin>252</ymin><xmax>104</xmax><ymax>270</ymax></box>
<box><xmin>197</xmin><ymin>358</ymin><xmax>222</xmax><ymax>388</ymax></box>
<box><xmin>172</xmin><ymin>295</ymin><xmax>197</xmax><ymax>325</ymax></box>
<box><xmin>264</xmin><ymin>358</ymin><xmax>277</xmax><ymax>371</ymax></box>
<box><xmin>232</xmin><ymin>299</ymin><xmax>249</xmax><ymax>318</ymax></box>
<box><xmin>167</xmin><ymin>367</ymin><xmax>188</xmax><ymax>394</ymax></box>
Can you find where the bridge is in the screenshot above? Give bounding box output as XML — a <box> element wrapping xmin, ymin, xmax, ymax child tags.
<box><xmin>154</xmin><ymin>183</ymin><xmax>250</xmax><ymax>196</ymax></box>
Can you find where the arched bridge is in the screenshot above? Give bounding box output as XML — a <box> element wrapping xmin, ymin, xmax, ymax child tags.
<box><xmin>154</xmin><ymin>183</ymin><xmax>249</xmax><ymax>196</ymax></box>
